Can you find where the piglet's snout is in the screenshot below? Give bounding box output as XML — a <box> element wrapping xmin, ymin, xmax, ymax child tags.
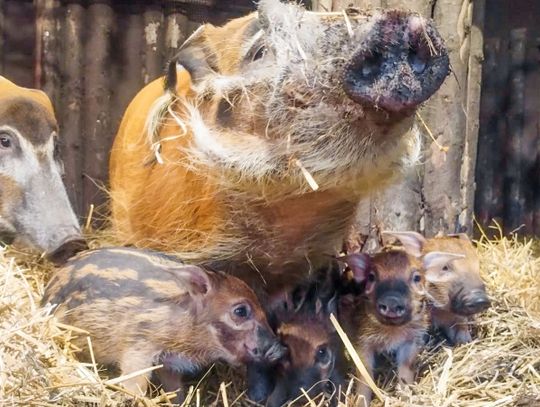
<box><xmin>251</xmin><ymin>326</ymin><xmax>286</xmax><ymax>363</ymax></box>
<box><xmin>47</xmin><ymin>236</ymin><xmax>89</xmax><ymax>265</ymax></box>
<box><xmin>453</xmin><ymin>289</ymin><xmax>491</xmax><ymax>316</ymax></box>
<box><xmin>343</xmin><ymin>11</ymin><xmax>449</xmax><ymax>113</ymax></box>
<box><xmin>377</xmin><ymin>294</ymin><xmax>407</xmax><ymax>319</ymax></box>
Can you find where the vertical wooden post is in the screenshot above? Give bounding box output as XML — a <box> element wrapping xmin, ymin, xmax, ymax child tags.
<box><xmin>422</xmin><ymin>0</ymin><xmax>472</xmax><ymax>235</ymax></box>
<box><xmin>143</xmin><ymin>4</ymin><xmax>164</xmax><ymax>84</ymax></box>
<box><xmin>475</xmin><ymin>38</ymin><xmax>501</xmax><ymax>228</ymax></box>
<box><xmin>460</xmin><ymin>0</ymin><xmax>485</xmax><ymax>233</ymax></box>
<box><xmin>111</xmin><ymin>5</ymin><xmax>144</xmax><ymax>138</ymax></box>
<box><xmin>164</xmin><ymin>7</ymin><xmax>188</xmax><ymax>60</ymax></box>
<box><xmin>81</xmin><ymin>1</ymin><xmax>114</xmax><ymax>221</ymax></box>
<box><xmin>61</xmin><ymin>2</ymin><xmax>85</xmax><ymax>216</ymax></box>
<box><xmin>35</xmin><ymin>0</ymin><xmax>60</xmax><ymax>104</ymax></box>
<box><xmin>505</xmin><ymin>28</ymin><xmax>527</xmax><ymax>232</ymax></box>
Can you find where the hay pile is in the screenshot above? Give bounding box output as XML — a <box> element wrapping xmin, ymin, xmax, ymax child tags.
<box><xmin>1</xmin><ymin>232</ymin><xmax>539</xmax><ymax>406</ymax></box>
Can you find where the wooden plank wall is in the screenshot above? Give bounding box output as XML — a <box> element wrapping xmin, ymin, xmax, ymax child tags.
<box><xmin>475</xmin><ymin>0</ymin><xmax>540</xmax><ymax>236</ymax></box>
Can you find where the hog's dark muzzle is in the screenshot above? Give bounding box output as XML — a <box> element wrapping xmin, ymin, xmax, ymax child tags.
<box><xmin>343</xmin><ymin>11</ymin><xmax>449</xmax><ymax>113</ymax></box>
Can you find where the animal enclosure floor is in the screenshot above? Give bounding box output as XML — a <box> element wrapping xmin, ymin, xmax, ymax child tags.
<box><xmin>0</xmin><ymin>230</ymin><xmax>539</xmax><ymax>406</ymax></box>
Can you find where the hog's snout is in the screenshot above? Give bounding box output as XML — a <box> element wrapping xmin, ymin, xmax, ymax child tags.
<box><xmin>343</xmin><ymin>11</ymin><xmax>449</xmax><ymax>113</ymax></box>
<box><xmin>452</xmin><ymin>289</ymin><xmax>491</xmax><ymax>316</ymax></box>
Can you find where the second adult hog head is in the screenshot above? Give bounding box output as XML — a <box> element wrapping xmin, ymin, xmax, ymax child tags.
<box><xmin>167</xmin><ymin>0</ymin><xmax>449</xmax><ymax>191</ymax></box>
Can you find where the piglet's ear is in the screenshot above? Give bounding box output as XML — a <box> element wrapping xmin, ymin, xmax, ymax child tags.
<box><xmin>382</xmin><ymin>231</ymin><xmax>427</xmax><ymax>258</ymax></box>
<box><xmin>170</xmin><ymin>265</ymin><xmax>212</xmax><ymax>296</ymax></box>
<box><xmin>423</xmin><ymin>251</ymin><xmax>465</xmax><ymax>283</ymax></box>
<box><xmin>336</xmin><ymin>253</ymin><xmax>370</xmax><ymax>283</ymax></box>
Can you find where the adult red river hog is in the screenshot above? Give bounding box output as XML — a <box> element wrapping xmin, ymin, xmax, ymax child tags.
<box><xmin>0</xmin><ymin>76</ymin><xmax>86</xmax><ymax>263</ymax></box>
<box><xmin>109</xmin><ymin>0</ymin><xmax>449</xmax><ymax>296</ymax></box>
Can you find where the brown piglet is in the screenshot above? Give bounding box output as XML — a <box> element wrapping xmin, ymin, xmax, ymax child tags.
<box><xmin>248</xmin><ymin>293</ymin><xmax>345</xmax><ymax>407</ymax></box>
<box><xmin>384</xmin><ymin>231</ymin><xmax>491</xmax><ymax>345</ymax></box>
<box><xmin>42</xmin><ymin>247</ymin><xmax>284</xmax><ymax>402</ymax></box>
<box><xmin>338</xmin><ymin>249</ymin><xmax>462</xmax><ymax>406</ymax></box>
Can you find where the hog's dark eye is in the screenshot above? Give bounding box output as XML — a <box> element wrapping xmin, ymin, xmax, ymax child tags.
<box><xmin>233</xmin><ymin>304</ymin><xmax>250</xmax><ymax>319</ymax></box>
<box><xmin>0</xmin><ymin>134</ymin><xmax>12</xmax><ymax>149</ymax></box>
<box><xmin>252</xmin><ymin>46</ymin><xmax>267</xmax><ymax>61</ymax></box>
<box><xmin>367</xmin><ymin>272</ymin><xmax>376</xmax><ymax>282</ymax></box>
<box><xmin>413</xmin><ymin>273</ymin><xmax>422</xmax><ymax>283</ymax></box>
<box><xmin>442</xmin><ymin>265</ymin><xmax>450</xmax><ymax>271</ymax></box>
<box><xmin>315</xmin><ymin>345</ymin><xmax>330</xmax><ymax>364</ymax></box>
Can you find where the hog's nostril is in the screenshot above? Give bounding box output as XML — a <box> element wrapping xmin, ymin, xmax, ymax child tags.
<box><xmin>408</xmin><ymin>49</ymin><xmax>427</xmax><ymax>74</ymax></box>
<box><xmin>378</xmin><ymin>303</ymin><xmax>388</xmax><ymax>313</ymax></box>
<box><xmin>360</xmin><ymin>52</ymin><xmax>383</xmax><ymax>79</ymax></box>
<box><xmin>395</xmin><ymin>305</ymin><xmax>405</xmax><ymax>316</ymax></box>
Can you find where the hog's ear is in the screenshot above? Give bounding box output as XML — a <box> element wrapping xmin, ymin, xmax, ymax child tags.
<box><xmin>337</xmin><ymin>253</ymin><xmax>370</xmax><ymax>283</ymax></box>
<box><xmin>447</xmin><ymin>233</ymin><xmax>471</xmax><ymax>242</ymax></box>
<box><xmin>166</xmin><ymin>25</ymin><xmax>212</xmax><ymax>87</ymax></box>
<box><xmin>382</xmin><ymin>231</ymin><xmax>427</xmax><ymax>258</ymax></box>
<box><xmin>171</xmin><ymin>265</ymin><xmax>213</xmax><ymax>296</ymax></box>
<box><xmin>423</xmin><ymin>251</ymin><xmax>465</xmax><ymax>282</ymax></box>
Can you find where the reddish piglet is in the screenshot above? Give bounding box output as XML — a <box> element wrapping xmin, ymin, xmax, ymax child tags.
<box><xmin>338</xmin><ymin>249</ymin><xmax>462</xmax><ymax>406</ymax></box>
<box><xmin>42</xmin><ymin>247</ymin><xmax>284</xmax><ymax>402</ymax></box>
<box><xmin>384</xmin><ymin>231</ymin><xmax>491</xmax><ymax>344</ymax></box>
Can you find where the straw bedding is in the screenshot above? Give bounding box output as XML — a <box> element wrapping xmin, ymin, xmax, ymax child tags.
<box><xmin>1</xmin><ymin>230</ymin><xmax>539</xmax><ymax>406</ymax></box>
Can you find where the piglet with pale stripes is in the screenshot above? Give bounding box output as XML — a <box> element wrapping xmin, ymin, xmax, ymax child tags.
<box><xmin>42</xmin><ymin>247</ymin><xmax>285</xmax><ymax>403</ymax></box>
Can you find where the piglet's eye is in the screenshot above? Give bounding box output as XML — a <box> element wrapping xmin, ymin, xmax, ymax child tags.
<box><xmin>413</xmin><ymin>274</ymin><xmax>422</xmax><ymax>283</ymax></box>
<box><xmin>367</xmin><ymin>272</ymin><xmax>376</xmax><ymax>282</ymax></box>
<box><xmin>315</xmin><ymin>345</ymin><xmax>331</xmax><ymax>364</ymax></box>
<box><xmin>442</xmin><ymin>265</ymin><xmax>450</xmax><ymax>271</ymax></box>
<box><xmin>233</xmin><ymin>304</ymin><xmax>250</xmax><ymax>319</ymax></box>
<box><xmin>0</xmin><ymin>134</ymin><xmax>12</xmax><ymax>149</ymax></box>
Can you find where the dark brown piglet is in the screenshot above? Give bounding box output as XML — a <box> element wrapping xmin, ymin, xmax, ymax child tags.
<box><xmin>384</xmin><ymin>231</ymin><xmax>491</xmax><ymax>344</ymax></box>
<box><xmin>42</xmin><ymin>247</ymin><xmax>284</xmax><ymax>402</ymax></box>
<box><xmin>248</xmin><ymin>294</ymin><xmax>345</xmax><ymax>407</ymax></box>
<box><xmin>338</xmin><ymin>249</ymin><xmax>462</xmax><ymax>406</ymax></box>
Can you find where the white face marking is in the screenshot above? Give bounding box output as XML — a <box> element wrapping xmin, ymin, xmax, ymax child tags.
<box><xmin>0</xmin><ymin>125</ymin><xmax>58</xmax><ymax>185</ymax></box>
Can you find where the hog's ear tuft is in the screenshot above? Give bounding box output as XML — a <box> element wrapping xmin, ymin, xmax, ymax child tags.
<box><xmin>167</xmin><ymin>25</ymin><xmax>213</xmax><ymax>89</ymax></box>
<box><xmin>423</xmin><ymin>251</ymin><xmax>465</xmax><ymax>282</ymax></box>
<box><xmin>382</xmin><ymin>231</ymin><xmax>427</xmax><ymax>258</ymax></box>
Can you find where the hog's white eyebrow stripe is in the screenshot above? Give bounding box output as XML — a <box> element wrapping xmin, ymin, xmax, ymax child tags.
<box><xmin>242</xmin><ymin>30</ymin><xmax>265</xmax><ymax>58</ymax></box>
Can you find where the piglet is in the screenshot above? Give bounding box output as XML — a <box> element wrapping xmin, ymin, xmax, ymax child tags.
<box><xmin>384</xmin><ymin>231</ymin><xmax>491</xmax><ymax>344</ymax></box>
<box><xmin>42</xmin><ymin>247</ymin><xmax>284</xmax><ymax>402</ymax></box>
<box><xmin>248</xmin><ymin>282</ymin><xmax>346</xmax><ymax>407</ymax></box>
<box><xmin>338</xmin><ymin>249</ymin><xmax>462</xmax><ymax>406</ymax></box>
